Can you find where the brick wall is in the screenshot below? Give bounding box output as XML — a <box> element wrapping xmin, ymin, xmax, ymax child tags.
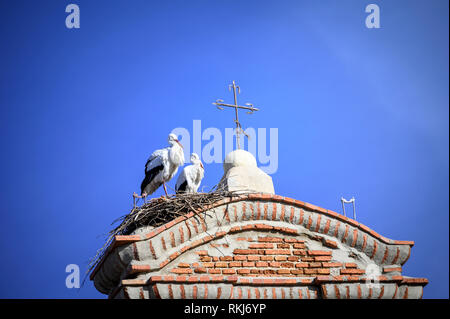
<box><xmin>168</xmin><ymin>236</ymin><xmax>351</xmax><ymax>277</ymax></box>
<box><xmin>90</xmin><ymin>193</ymin><xmax>428</xmax><ymax>299</ymax></box>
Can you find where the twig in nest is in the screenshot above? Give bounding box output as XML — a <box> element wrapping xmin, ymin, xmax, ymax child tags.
<box><xmin>86</xmin><ymin>187</ymin><xmax>244</xmax><ymax>280</ymax></box>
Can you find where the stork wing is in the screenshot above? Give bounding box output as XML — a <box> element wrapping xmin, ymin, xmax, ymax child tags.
<box><xmin>140</xmin><ymin>148</ymin><xmax>169</xmax><ymax>195</ymax></box>
<box><xmin>144</xmin><ymin>147</ymin><xmax>169</xmax><ymax>173</ymax></box>
<box><xmin>175</xmin><ymin>166</ymin><xmax>187</xmax><ymax>192</ymax></box>
<box><xmin>175</xmin><ymin>165</ymin><xmax>192</xmax><ymax>193</ymax></box>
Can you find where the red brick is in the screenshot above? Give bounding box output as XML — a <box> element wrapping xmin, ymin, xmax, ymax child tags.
<box><xmin>170</xmin><ymin>268</ymin><xmax>193</xmax><ymax>274</ymax></box>
<box><xmin>291</xmin><ymin>269</ymin><xmax>304</xmax><ymax>275</ymax></box>
<box><xmin>176</xmin><ymin>276</ymin><xmax>187</xmax><ymax>282</ymax></box>
<box><xmin>241</xmin><ymin>225</ymin><xmax>255</xmax><ymax>231</ymax></box>
<box><xmin>341</xmin><ymin>225</ymin><xmax>350</xmax><ymax>243</ymax></box>
<box><xmin>401</xmin><ymin>278</ymin><xmax>428</xmax><ymax>284</ymax></box>
<box><xmin>323</xmin><ymin>239</ymin><xmax>338</xmax><ymax>249</ymax></box>
<box><xmin>277</xmin><ymin>279</ymin><xmax>297</xmax><ymax>286</ymax></box>
<box><xmin>344</xmin><ymin>263</ymin><xmax>357</xmax><ymax>268</ymax></box>
<box><xmin>233</xmin><ymin>256</ymin><xmax>246</xmax><ymax>261</ymax></box>
<box><xmin>308</xmin><ymin>250</ymin><xmax>332</xmax><ymax>256</ymax></box>
<box><xmin>198</xmin><ymin>275</ymin><xmax>210</xmax><ymax>282</ymax></box>
<box><xmin>277</xmin><ymin>243</ymin><xmax>290</xmax><ymax>249</ymax></box>
<box><xmin>177</xmin><ymin>263</ymin><xmax>190</xmax><ymax>268</ymax></box>
<box><xmin>322</xmin><ymin>262</ymin><xmax>343</xmax><ymax>268</ymax></box>
<box><xmin>169</xmin><ymin>252</ymin><xmax>180</xmax><ymax>260</ymax></box>
<box><xmin>281</xmin><ymin>228</ymin><xmax>298</xmax><ymax>235</ymax></box>
<box><xmin>292</xmin><ymin>250</ymin><xmax>306</xmax><ymax>256</ymax></box>
<box><xmin>130</xmin><ymin>265</ymin><xmax>151</xmax><ymax>273</ymax></box>
<box><xmin>274</xmin><ymin>256</ymin><xmax>288</xmax><ymax>261</ymax></box>
<box><xmin>194</xmin><ymin>267</ymin><xmax>207</xmax><ymax>274</ymax></box>
<box><xmin>301</xmin><ymin>257</ymin><xmax>314</xmax><ymax>262</ymax></box>
<box><xmin>277</xmin><ymin>269</ymin><xmax>291</xmax><ymax>275</ymax></box>
<box><xmin>389</xmin><ymin>247</ymin><xmax>400</xmax><ymax>265</ymax></box>
<box><xmin>249</xmin><ymin>243</ymin><xmax>274</xmax><ymax>249</ymax></box>
<box><xmin>340</xmin><ymin>269</ymin><xmax>365</xmax><ymax>275</ymax></box>
<box><xmin>233</xmin><ymin>249</ymin><xmax>252</xmax><ymax>255</ymax></box>
<box><xmin>254</xmin><ymin>224</ymin><xmax>273</xmax><ymax>231</ymax></box>
<box><xmin>229</xmin><ymin>262</ymin><xmax>242</xmax><ymax>267</ymax></box>
<box><xmin>237</xmin><ymin>269</ymin><xmax>251</xmax><ymax>275</ymax></box>
<box><xmin>259</xmin><ymin>193</ymin><xmax>273</xmax><ymax>200</ymax></box>
<box><xmin>308</xmin><ymin>262</ymin><xmax>322</xmax><ymax>268</ymax></box>
<box><xmin>260</xmin><ymin>256</ymin><xmax>274</xmax><ymax>261</ymax></box>
<box><xmin>280</xmin><ymin>205</ymin><xmax>286</xmax><ymax>221</ymax></box>
<box><xmin>370</xmin><ymin>241</ymin><xmax>378</xmax><ymax>259</ymax></box>
<box><xmin>295</xmin><ymin>262</ymin><xmax>309</xmax><ymax>268</ymax></box>
<box><xmin>222</xmin><ymin>269</ymin><xmax>236</xmax><ymax>275</ymax></box>
<box><xmin>314</xmin><ymin>256</ymin><xmax>332</xmax><ymax>262</ymax></box>
<box><xmin>323</xmin><ymin>219</ymin><xmax>331</xmax><ymax>234</ymax></box>
<box><xmin>149</xmin><ymin>275</ymin><xmax>164</xmax><ymax>282</ymax></box>
<box><xmin>219</xmin><ymin>256</ymin><xmax>233</xmax><ymax>261</ymax></box>
<box><xmin>196</xmin><ymin>250</ymin><xmax>208</xmax><ymax>256</ymax></box>
<box><xmin>258</xmin><ymin>237</ymin><xmax>283</xmax><ymax>243</ymax></box>
<box><xmin>317</xmin><ymin>268</ymin><xmax>331</xmax><ymax>275</ymax></box>
<box><xmin>293</xmin><ymin>243</ymin><xmax>306</xmax><ymax>249</ymax></box>
<box><xmin>229</xmin><ymin>226</ymin><xmax>241</xmax><ymax>233</ymax></box>
<box><xmin>215</xmin><ymin>231</ymin><xmax>226</xmax><ymax>238</ymax></box>
<box><xmin>208</xmin><ymin>269</ymin><xmax>221</xmax><ymax>274</ymax></box>
<box><xmin>280</xmin><ymin>262</ymin><xmax>294</xmax><ymax>268</ymax></box>
<box><xmin>190</xmin><ymin>239</ymin><xmax>203</xmax><ymax>249</ymax></box>
<box><xmin>265</xmin><ymin>249</ymin><xmax>290</xmax><ymax>255</ymax></box>
<box><xmin>287</xmin><ymin>256</ymin><xmax>300</xmax><ymax>262</ymax></box>
<box><xmin>202</xmin><ymin>262</ymin><xmax>214</xmax><ymax>268</ymax></box>
<box><xmin>256</xmin><ymin>262</ymin><xmax>269</xmax><ymax>267</ymax></box>
<box><xmin>284</xmin><ymin>238</ymin><xmax>305</xmax><ymax>243</ymax></box>
<box><xmin>264</xmin><ymin>269</ymin><xmax>277</xmax><ymax>275</ymax></box>
<box><xmin>304</xmin><ymin>269</ymin><xmax>317</xmax><ymax>275</ymax></box>
<box><xmin>233</xmin><ymin>249</ymin><xmax>256</xmax><ymax>255</ymax></box>
<box><xmin>242</xmin><ymin>262</ymin><xmax>255</xmax><ymax>267</ymax></box>
<box><xmin>200</xmin><ymin>256</ymin><xmax>212</xmax><ymax>262</ymax></box>
<box><xmin>247</xmin><ymin>255</ymin><xmax>260</xmax><ymax>261</ymax></box>
<box><xmin>269</xmin><ymin>262</ymin><xmax>281</xmax><ymax>268</ymax></box>
<box><xmin>383</xmin><ymin>267</ymin><xmax>402</xmax><ymax>273</ymax></box>
<box><xmin>180</xmin><ymin>246</ymin><xmax>189</xmax><ymax>253</ymax></box>
<box><xmin>215</xmin><ymin>262</ymin><xmax>228</xmax><ymax>268</ymax></box>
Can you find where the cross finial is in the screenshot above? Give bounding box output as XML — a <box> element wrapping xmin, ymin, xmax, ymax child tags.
<box><xmin>212</xmin><ymin>80</ymin><xmax>259</xmax><ymax>149</ymax></box>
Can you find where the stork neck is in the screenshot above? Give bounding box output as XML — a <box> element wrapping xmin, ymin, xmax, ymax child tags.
<box><xmin>169</xmin><ymin>143</ymin><xmax>184</xmax><ymax>166</ymax></box>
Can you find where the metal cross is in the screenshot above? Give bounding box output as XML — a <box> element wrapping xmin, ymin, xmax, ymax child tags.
<box><xmin>212</xmin><ymin>80</ymin><xmax>259</xmax><ymax>150</ymax></box>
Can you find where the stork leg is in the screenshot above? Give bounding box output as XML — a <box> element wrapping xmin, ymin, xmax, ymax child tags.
<box><xmin>142</xmin><ymin>192</ymin><xmax>147</xmax><ymax>204</ymax></box>
<box><xmin>132</xmin><ymin>192</ymin><xmax>139</xmax><ymax>208</ymax></box>
<box><xmin>163</xmin><ymin>182</ymin><xmax>169</xmax><ymax>197</ymax></box>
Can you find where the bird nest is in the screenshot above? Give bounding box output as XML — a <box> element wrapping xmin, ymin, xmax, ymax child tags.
<box><xmin>86</xmin><ymin>188</ymin><xmax>242</xmax><ymax>280</ymax></box>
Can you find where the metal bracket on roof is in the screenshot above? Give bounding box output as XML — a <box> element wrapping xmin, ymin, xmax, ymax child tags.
<box><xmin>341</xmin><ymin>197</ymin><xmax>356</xmax><ymax>220</ymax></box>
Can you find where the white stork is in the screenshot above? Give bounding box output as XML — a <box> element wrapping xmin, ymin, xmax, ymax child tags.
<box><xmin>135</xmin><ymin>133</ymin><xmax>184</xmax><ymax>202</ymax></box>
<box><xmin>175</xmin><ymin>153</ymin><xmax>204</xmax><ymax>194</ymax></box>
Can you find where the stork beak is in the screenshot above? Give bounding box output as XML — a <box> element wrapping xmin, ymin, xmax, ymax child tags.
<box><xmin>200</xmin><ymin>162</ymin><xmax>204</xmax><ymax>169</ymax></box>
<box><xmin>176</xmin><ymin>139</ymin><xmax>183</xmax><ymax>149</ymax></box>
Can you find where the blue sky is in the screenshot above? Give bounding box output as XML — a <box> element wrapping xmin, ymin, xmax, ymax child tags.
<box><xmin>0</xmin><ymin>0</ymin><xmax>448</xmax><ymax>298</ymax></box>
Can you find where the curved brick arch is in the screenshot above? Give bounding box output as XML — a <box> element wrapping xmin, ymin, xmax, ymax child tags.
<box><xmin>91</xmin><ymin>194</ymin><xmax>422</xmax><ymax>297</ymax></box>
